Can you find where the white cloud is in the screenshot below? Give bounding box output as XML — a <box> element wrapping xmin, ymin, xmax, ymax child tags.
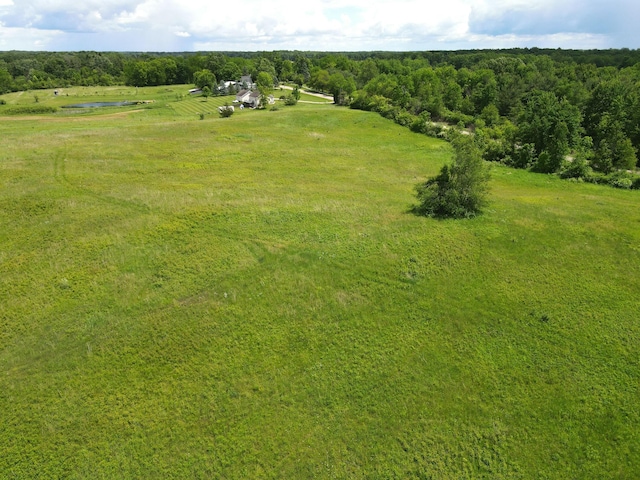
<box><xmin>0</xmin><ymin>0</ymin><xmax>637</xmax><ymax>50</ymax></box>
<box><xmin>0</xmin><ymin>25</ymin><xmax>64</xmax><ymax>50</ymax></box>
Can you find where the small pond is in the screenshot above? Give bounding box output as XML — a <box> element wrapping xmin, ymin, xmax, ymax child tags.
<box><xmin>62</xmin><ymin>101</ymin><xmax>136</xmax><ymax>108</ymax></box>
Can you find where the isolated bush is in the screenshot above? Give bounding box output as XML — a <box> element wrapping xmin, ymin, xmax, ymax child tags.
<box><xmin>414</xmin><ymin>132</ymin><xmax>490</xmax><ymax>218</ymax></box>
<box><xmin>283</xmin><ymin>94</ymin><xmax>298</xmax><ymax>106</ymax></box>
<box><xmin>0</xmin><ymin>99</ymin><xmax>6</xmax><ymax>105</ymax></box>
<box><xmin>218</xmin><ymin>105</ymin><xmax>234</xmax><ymax>118</ymax></box>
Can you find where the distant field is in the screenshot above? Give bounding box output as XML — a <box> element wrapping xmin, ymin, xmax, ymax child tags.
<box><xmin>0</xmin><ymin>84</ymin><xmax>184</xmax><ymax>106</ymax></box>
<box><xmin>1</xmin><ymin>90</ymin><xmax>639</xmax><ymax>478</ymax></box>
<box><xmin>0</xmin><ymin>84</ymin><xmax>330</xmax><ymax>119</ymax></box>
<box><xmin>273</xmin><ymin>86</ymin><xmax>333</xmax><ymax>103</ymax></box>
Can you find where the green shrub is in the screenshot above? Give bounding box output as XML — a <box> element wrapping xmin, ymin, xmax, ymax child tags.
<box><xmin>424</xmin><ymin>122</ymin><xmax>445</xmax><ymax>138</ymax></box>
<box><xmin>506</xmin><ymin>143</ymin><xmax>536</xmax><ymax>169</ymax></box>
<box><xmin>560</xmin><ymin>156</ymin><xmax>592</xmax><ymax>179</ymax></box>
<box><xmin>532</xmin><ymin>151</ymin><xmax>564</xmax><ymax>174</ymax></box>
<box><xmin>413</xmin><ymin>132</ymin><xmax>490</xmax><ymax>219</ymax></box>
<box><xmin>482</xmin><ymin>139</ymin><xmax>509</xmax><ymax>164</ymax></box>
<box><xmin>394</xmin><ymin>111</ymin><xmax>416</xmax><ymax>127</ymax></box>
<box><xmin>283</xmin><ymin>94</ymin><xmax>298</xmax><ymax>106</ymax></box>
<box><xmin>369</xmin><ymin>95</ymin><xmax>393</xmax><ymax>115</ymax></box>
<box><xmin>218</xmin><ymin>105</ymin><xmax>234</xmax><ymax>118</ymax></box>
<box><xmin>349</xmin><ymin>91</ymin><xmax>371</xmax><ymax>111</ymax></box>
<box><xmin>606</xmin><ymin>171</ymin><xmax>634</xmax><ymax>189</ymax></box>
<box><xmin>474</xmin><ymin>118</ymin><xmax>486</xmax><ymax>129</ymax></box>
<box><xmin>611</xmin><ymin>177</ymin><xmax>633</xmax><ymax>189</ymax></box>
<box><xmin>0</xmin><ymin>99</ymin><xmax>6</xmax><ymax>105</ymax></box>
<box><xmin>410</xmin><ymin>112</ymin><xmax>431</xmax><ymax>134</ymax></box>
<box><xmin>441</xmin><ymin>109</ymin><xmax>474</xmax><ymax>127</ymax></box>
<box><xmin>583</xmin><ymin>172</ymin><xmax>604</xmax><ymax>184</ymax></box>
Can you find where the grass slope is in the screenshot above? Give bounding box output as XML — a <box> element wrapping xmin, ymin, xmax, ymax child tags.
<box><xmin>1</xmin><ymin>98</ymin><xmax>639</xmax><ymax>478</ymax></box>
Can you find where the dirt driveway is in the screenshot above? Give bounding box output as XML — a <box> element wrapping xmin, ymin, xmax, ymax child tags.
<box><xmin>279</xmin><ymin>85</ymin><xmax>334</xmax><ymax>103</ymax></box>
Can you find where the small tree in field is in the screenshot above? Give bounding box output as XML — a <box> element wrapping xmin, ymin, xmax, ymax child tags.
<box><xmin>414</xmin><ymin>132</ymin><xmax>490</xmax><ymax>218</ymax></box>
<box><xmin>193</xmin><ymin>69</ymin><xmax>216</xmax><ymax>91</ymax></box>
<box><xmin>256</xmin><ymin>72</ymin><xmax>274</xmax><ymax>109</ymax></box>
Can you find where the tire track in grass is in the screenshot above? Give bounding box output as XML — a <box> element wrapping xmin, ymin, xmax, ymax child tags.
<box><xmin>52</xmin><ymin>148</ymin><xmax>151</xmax><ymax>214</ymax></box>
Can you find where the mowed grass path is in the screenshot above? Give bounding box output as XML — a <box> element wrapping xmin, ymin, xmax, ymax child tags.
<box><xmin>169</xmin><ymin>94</ymin><xmax>240</xmax><ymax>117</ymax></box>
<box><xmin>1</xmin><ymin>101</ymin><xmax>639</xmax><ymax>478</ymax></box>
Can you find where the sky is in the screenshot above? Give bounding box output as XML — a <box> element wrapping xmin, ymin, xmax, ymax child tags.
<box><xmin>0</xmin><ymin>0</ymin><xmax>638</xmax><ymax>52</ymax></box>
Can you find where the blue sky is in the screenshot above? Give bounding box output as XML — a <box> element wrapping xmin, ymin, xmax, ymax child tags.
<box><xmin>0</xmin><ymin>0</ymin><xmax>638</xmax><ymax>51</ymax></box>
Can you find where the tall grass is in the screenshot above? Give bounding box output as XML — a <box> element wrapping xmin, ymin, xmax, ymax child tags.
<box><xmin>1</xmin><ymin>96</ymin><xmax>638</xmax><ymax>478</ymax></box>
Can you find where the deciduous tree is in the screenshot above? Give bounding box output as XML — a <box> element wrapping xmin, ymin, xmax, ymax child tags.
<box><xmin>193</xmin><ymin>69</ymin><xmax>216</xmax><ymax>91</ymax></box>
<box><xmin>516</xmin><ymin>90</ymin><xmax>582</xmax><ymax>173</ymax></box>
<box><xmin>414</xmin><ymin>133</ymin><xmax>490</xmax><ymax>219</ymax></box>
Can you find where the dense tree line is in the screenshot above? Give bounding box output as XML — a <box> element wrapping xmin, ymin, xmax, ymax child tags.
<box><xmin>339</xmin><ymin>52</ymin><xmax>640</xmax><ymax>186</ymax></box>
<box><xmin>1</xmin><ymin>49</ymin><xmax>640</xmax><ymax>185</ymax></box>
<box><xmin>0</xmin><ymin>51</ymin><xmax>126</xmax><ymax>91</ymax></box>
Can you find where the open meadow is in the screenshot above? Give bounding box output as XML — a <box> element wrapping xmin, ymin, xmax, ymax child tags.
<box><xmin>1</xmin><ymin>87</ymin><xmax>639</xmax><ymax>478</ymax></box>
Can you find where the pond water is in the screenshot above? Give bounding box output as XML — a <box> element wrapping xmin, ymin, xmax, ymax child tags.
<box><xmin>62</xmin><ymin>101</ymin><xmax>136</xmax><ymax>108</ymax></box>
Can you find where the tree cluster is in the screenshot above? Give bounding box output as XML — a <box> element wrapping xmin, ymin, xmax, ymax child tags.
<box><xmin>336</xmin><ymin>51</ymin><xmax>640</xmax><ymax>186</ymax></box>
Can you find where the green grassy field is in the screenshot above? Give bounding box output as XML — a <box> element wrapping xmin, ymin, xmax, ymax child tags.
<box><xmin>0</xmin><ymin>84</ymin><xmax>330</xmax><ymax>118</ymax></box>
<box><xmin>1</xmin><ymin>88</ymin><xmax>639</xmax><ymax>478</ymax></box>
